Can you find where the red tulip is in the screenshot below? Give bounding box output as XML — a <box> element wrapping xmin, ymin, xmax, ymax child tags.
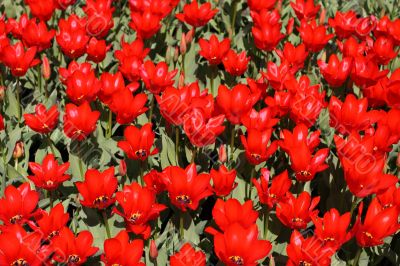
<box><xmin>0</xmin><ymin>224</ymin><xmax>49</xmax><ymax>265</ymax></box>
<box><xmin>99</xmin><ymin>72</ymin><xmax>125</xmax><ymax>105</ymax></box>
<box><xmin>388</xmin><ymin>18</ymin><xmax>400</xmax><ymax>45</ymax></box>
<box><xmin>210</xmin><ymin>165</ymin><xmax>237</xmax><ymax>197</ymax></box>
<box><xmin>165</xmin><ymin>164</ymin><xmax>212</xmax><ymax>211</ymax></box>
<box><xmin>216</xmin><ymin>84</ymin><xmax>260</xmax><ymax>125</ymax></box>
<box><xmin>252</xmin><ymin>169</ymin><xmax>292</xmax><ymax>209</ymax></box>
<box><xmin>28</xmin><ymin>203</ymin><xmax>69</xmax><ymax>241</ymax></box>
<box><xmin>28</xmin><ymin>154</ymin><xmax>70</xmax><ymax>190</ymax></box>
<box><xmin>350</xmin><ymin>56</ymin><xmax>389</xmax><ymax>87</ymax></box>
<box><xmin>240</xmin><ymin>128</ymin><xmax>278</xmax><ymax>165</ymax></box>
<box><xmin>83</xmin><ymin>0</ymin><xmax>114</xmax><ymax>38</ymax></box>
<box><xmin>354</xmin><ymin>199</ymin><xmax>400</xmax><ymax>247</ymax></box>
<box><xmin>286</xmin><ymin>230</ymin><xmax>334</xmax><ymax>266</ymax></box>
<box><xmin>86</xmin><ymin>37</ymin><xmax>111</xmax><ymax>63</ymax></box>
<box><xmin>198</xmin><ymin>34</ymin><xmax>230</xmax><ymax>65</ymax></box>
<box><xmin>276</xmin><ymin>191</ymin><xmax>320</xmax><ymax>229</ymax></box>
<box><xmin>22</xmin><ymin>19</ymin><xmax>55</xmax><ymax>51</ymax></box>
<box><xmin>241</xmin><ymin>107</ymin><xmax>279</xmax><ymax>131</ymax></box>
<box><xmin>143</xmin><ymin>169</ymin><xmax>169</xmax><ymax>194</ymax></box>
<box><xmin>248</xmin><ymin>0</ymin><xmax>277</xmax><ymax>11</ymax></box>
<box><xmin>328</xmin><ymin>10</ymin><xmax>358</xmax><ymax>39</ymax></box>
<box><xmin>53</xmin><ymin>228</ymin><xmax>99</xmax><ymax>265</ymax></box>
<box><xmin>101</xmin><ymin>230</ymin><xmax>145</xmax><ymax>266</ymax></box>
<box><xmin>299</xmin><ymin>19</ymin><xmax>333</xmax><ymax>52</ymax></box>
<box><xmin>65</xmin><ymin>65</ymin><xmax>100</xmax><ymax>104</ymax></box>
<box><xmin>129</xmin><ymin>0</ymin><xmax>176</xmax><ymax>18</ymax></box>
<box><xmin>59</xmin><ymin>60</ymin><xmax>93</xmax><ymax>84</ymax></box>
<box><xmin>208</xmin><ymin>223</ymin><xmax>272</xmax><ymax>265</ymax></box>
<box><xmin>1</xmin><ymin>42</ymin><xmax>40</xmax><ymax>76</ymax></box>
<box><xmin>130</xmin><ymin>10</ymin><xmax>162</xmax><ymax>39</ymax></box>
<box><xmin>337</xmin><ymin>36</ymin><xmax>368</xmax><ymax>58</ymax></box>
<box><xmin>262</xmin><ymin>61</ymin><xmax>293</xmax><ymax>90</ymax></box>
<box><xmin>318</xmin><ymin>54</ymin><xmax>353</xmax><ymax>87</ymax></box>
<box><xmin>374</xmin><ymin>15</ymin><xmax>392</xmax><ymax>37</ymax></box>
<box><xmin>109</xmin><ymin>88</ymin><xmax>148</xmax><ymax>124</ymax></box>
<box><xmin>63</xmin><ymin>102</ymin><xmax>100</xmax><ymax>141</ymax></box>
<box><xmin>56</xmin><ymin>15</ymin><xmax>89</xmax><ymax>58</ymax></box>
<box><xmin>355</xmin><ymin>16</ymin><xmax>377</xmax><ymax>38</ymax></box>
<box><xmin>312</xmin><ymin>208</ymin><xmax>353</xmax><ymax>251</ymax></box>
<box><xmin>176</xmin><ymin>0</ymin><xmax>218</xmax><ymax>28</ymax></box>
<box><xmin>170</xmin><ymin>243</ymin><xmax>206</xmax><ymax>266</ymax></box>
<box><xmin>251</xmin><ymin>9</ymin><xmax>284</xmax><ymax>51</ymax></box>
<box><xmin>140</xmin><ymin>60</ymin><xmax>178</xmax><ymax>94</ymax></box>
<box><xmin>118</xmin><ymin>123</ymin><xmax>158</xmax><ymax>161</ymax></box>
<box><xmin>0</xmin><ymin>114</ymin><xmax>4</xmax><ymax>131</ymax></box>
<box><xmin>24</xmin><ymin>104</ymin><xmax>59</xmax><ymax>134</ymax></box>
<box><xmin>372</xmin><ymin>36</ymin><xmax>397</xmax><ymax>65</ymax></box>
<box><xmin>377</xmin><ymin>185</ymin><xmax>400</xmax><ymax>211</ymax></box>
<box><xmin>56</xmin><ymin>0</ymin><xmax>76</xmax><ymax>10</ymax></box>
<box><xmin>275</xmin><ymin>42</ymin><xmax>309</xmax><ymax>73</ymax></box>
<box><xmin>113</xmin><ymin>182</ymin><xmax>166</xmax><ymax>239</ymax></box>
<box><xmin>0</xmin><ymin>183</ymin><xmax>39</xmax><ymax>225</ymax></box>
<box><xmin>25</xmin><ymin>0</ymin><xmax>56</xmax><ymax>21</ymax></box>
<box><xmin>76</xmin><ymin>167</ymin><xmax>118</xmax><ymax>209</ymax></box>
<box><xmin>290</xmin><ymin>0</ymin><xmax>320</xmax><ymax>21</ymax></box>
<box><xmin>222</xmin><ymin>50</ymin><xmax>250</xmax><ymax>76</ymax></box>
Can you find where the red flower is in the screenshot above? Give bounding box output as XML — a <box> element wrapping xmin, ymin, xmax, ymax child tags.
<box><xmin>372</xmin><ymin>36</ymin><xmax>398</xmax><ymax>65</ymax></box>
<box><xmin>262</xmin><ymin>61</ymin><xmax>293</xmax><ymax>90</ymax></box>
<box><xmin>251</xmin><ymin>9</ymin><xmax>284</xmax><ymax>51</ymax></box>
<box><xmin>337</xmin><ymin>36</ymin><xmax>368</xmax><ymax>58</ymax></box>
<box><xmin>115</xmin><ymin>37</ymin><xmax>149</xmax><ymax>82</ymax></box>
<box><xmin>279</xmin><ymin>124</ymin><xmax>329</xmax><ymax>181</ymax></box>
<box><xmin>275</xmin><ymin>42</ymin><xmax>309</xmax><ymax>73</ymax></box>
<box><xmin>198</xmin><ymin>34</ymin><xmax>230</xmax><ymax>65</ymax></box>
<box><xmin>113</xmin><ymin>182</ymin><xmax>166</xmax><ymax>239</ymax></box>
<box><xmin>118</xmin><ymin>123</ymin><xmax>158</xmax><ymax>161</ymax></box>
<box><xmin>28</xmin><ymin>203</ymin><xmax>69</xmax><ymax>241</ymax></box>
<box><xmin>290</xmin><ymin>0</ymin><xmax>320</xmax><ymax>21</ymax></box>
<box><xmin>0</xmin><ymin>114</ymin><xmax>4</xmax><ymax>131</ymax></box>
<box><xmin>59</xmin><ymin>60</ymin><xmax>92</xmax><ymax>84</ymax></box>
<box><xmin>25</xmin><ymin>0</ymin><xmax>56</xmax><ymax>21</ymax></box>
<box><xmin>354</xmin><ymin>199</ymin><xmax>400</xmax><ymax>247</ymax></box>
<box><xmin>56</xmin><ymin>0</ymin><xmax>76</xmax><ymax>10</ymax></box>
<box><xmin>22</xmin><ymin>19</ymin><xmax>55</xmax><ymax>51</ymax></box>
<box><xmin>216</xmin><ymin>84</ymin><xmax>260</xmax><ymax>124</ymax></box>
<box><xmin>222</xmin><ymin>50</ymin><xmax>250</xmax><ymax>76</ymax></box>
<box><xmin>299</xmin><ymin>19</ymin><xmax>333</xmax><ymax>52</ymax></box>
<box><xmin>328</xmin><ymin>10</ymin><xmax>358</xmax><ymax>39</ymax></box>
<box><xmin>312</xmin><ymin>208</ymin><xmax>353</xmax><ymax>251</ymax></box>
<box><xmin>56</xmin><ymin>15</ymin><xmax>89</xmax><ymax>58</ymax></box>
<box><xmin>241</xmin><ymin>107</ymin><xmax>279</xmax><ymax>131</ymax></box>
<box><xmin>86</xmin><ymin>37</ymin><xmax>111</xmax><ymax>63</ymax></box>
<box><xmin>0</xmin><ymin>224</ymin><xmax>50</xmax><ymax>265</ymax></box>
<box><xmin>240</xmin><ymin>128</ymin><xmax>278</xmax><ymax>165</ymax></box>
<box><xmin>165</xmin><ymin>164</ymin><xmax>212</xmax><ymax>211</ymax></box>
<box><xmin>23</xmin><ymin>104</ymin><xmax>59</xmax><ymax>134</ymax></box>
<box><xmin>140</xmin><ymin>60</ymin><xmax>178</xmax><ymax>94</ymax></box>
<box><xmin>28</xmin><ymin>154</ymin><xmax>70</xmax><ymax>190</ymax></box>
<box><xmin>170</xmin><ymin>243</ymin><xmax>206</xmax><ymax>266</ymax></box>
<box><xmin>109</xmin><ymin>88</ymin><xmax>148</xmax><ymax>124</ymax></box>
<box><xmin>53</xmin><ymin>228</ymin><xmax>99</xmax><ymax>265</ymax></box>
<box><xmin>208</xmin><ymin>223</ymin><xmax>272</xmax><ymax>265</ymax></box>
<box><xmin>377</xmin><ymin>185</ymin><xmax>400</xmax><ymax>210</ymax></box>
<box><xmin>388</xmin><ymin>18</ymin><xmax>400</xmax><ymax>44</ymax></box>
<box><xmin>1</xmin><ymin>42</ymin><xmax>40</xmax><ymax>76</ymax></box>
<box><xmin>252</xmin><ymin>169</ymin><xmax>292</xmax><ymax>209</ymax></box>
<box><xmin>350</xmin><ymin>56</ymin><xmax>389</xmax><ymax>87</ymax></box>
<box><xmin>130</xmin><ymin>10</ymin><xmax>162</xmax><ymax>39</ymax></box>
<box><xmin>76</xmin><ymin>167</ymin><xmax>118</xmax><ymax>209</ymax></box>
<box><xmin>99</xmin><ymin>72</ymin><xmax>125</xmax><ymax>105</ymax></box>
<box><xmin>0</xmin><ymin>183</ymin><xmax>39</xmax><ymax>225</ymax></box>
<box><xmin>176</xmin><ymin>0</ymin><xmax>218</xmax><ymax>28</ymax></box>
<box><xmin>211</xmin><ymin>198</ymin><xmax>258</xmax><ymax>231</ymax></box>
<box><xmin>101</xmin><ymin>230</ymin><xmax>145</xmax><ymax>266</ymax></box>
<box><xmin>63</xmin><ymin>102</ymin><xmax>100</xmax><ymax>141</ymax></box>
<box><xmin>143</xmin><ymin>169</ymin><xmax>169</xmax><ymax>194</ymax></box>
<box><xmin>318</xmin><ymin>54</ymin><xmax>353</xmax><ymax>87</ymax></box>
<box><xmin>83</xmin><ymin>0</ymin><xmax>114</xmax><ymax>38</ymax></box>
<box><xmin>276</xmin><ymin>191</ymin><xmax>320</xmax><ymax>229</ymax></box>
<box><xmin>129</xmin><ymin>0</ymin><xmax>176</xmax><ymax>18</ymax></box>
<box><xmin>248</xmin><ymin>0</ymin><xmax>276</xmax><ymax>11</ymax></box>
<box><xmin>286</xmin><ymin>230</ymin><xmax>334</xmax><ymax>266</ymax></box>
<box><xmin>65</xmin><ymin>65</ymin><xmax>100</xmax><ymax>104</ymax></box>
<box><xmin>355</xmin><ymin>16</ymin><xmax>377</xmax><ymax>38</ymax></box>
<box><xmin>210</xmin><ymin>165</ymin><xmax>237</xmax><ymax>197</ymax></box>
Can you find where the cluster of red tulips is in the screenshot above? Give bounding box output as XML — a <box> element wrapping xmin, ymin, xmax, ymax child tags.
<box><xmin>0</xmin><ymin>0</ymin><xmax>399</xmax><ymax>265</ymax></box>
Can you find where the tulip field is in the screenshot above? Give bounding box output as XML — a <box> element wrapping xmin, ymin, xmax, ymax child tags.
<box><xmin>1</xmin><ymin>0</ymin><xmax>400</xmax><ymax>265</ymax></box>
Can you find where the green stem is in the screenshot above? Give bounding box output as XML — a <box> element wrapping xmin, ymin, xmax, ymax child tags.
<box><xmin>230</xmin><ymin>0</ymin><xmax>239</xmax><ymax>38</ymax></box>
<box><xmin>210</xmin><ymin>65</ymin><xmax>218</xmax><ymax>96</ymax></box>
<box><xmin>352</xmin><ymin>247</ymin><xmax>362</xmax><ymax>266</ymax></box>
<box><xmin>16</xmin><ymin>77</ymin><xmax>21</xmax><ymax>123</ymax></box>
<box><xmin>249</xmin><ymin>167</ymin><xmax>255</xmax><ymax>199</ymax></box>
<box><xmin>148</xmin><ymin>96</ymin><xmax>155</xmax><ymax>122</ymax></box>
<box><xmin>175</xmin><ymin>126</ymin><xmax>180</xmax><ymax>165</ymax></box>
<box><xmin>37</xmin><ymin>65</ymin><xmax>42</xmax><ymax>94</ymax></box>
<box><xmin>49</xmin><ymin>190</ymin><xmax>54</xmax><ymax>208</ymax></box>
<box><xmin>264</xmin><ymin>208</ymin><xmax>270</xmax><ymax>240</ymax></box>
<box><xmin>230</xmin><ymin>125</ymin><xmax>235</xmax><ymax>162</ymax></box>
<box><xmin>14</xmin><ymin>158</ymin><xmax>18</xmax><ymax>171</ymax></box>
<box><xmin>139</xmin><ymin>161</ymin><xmax>144</xmax><ymax>186</ymax></box>
<box><xmin>106</xmin><ymin>109</ymin><xmax>112</xmax><ymax>139</ymax></box>
<box><xmin>77</xmin><ymin>142</ymin><xmax>84</xmax><ymax>180</ymax></box>
<box><xmin>44</xmin><ymin>78</ymin><xmax>49</xmax><ymax>99</ymax></box>
<box><xmin>179</xmin><ymin>212</ymin><xmax>184</xmax><ymax>241</ymax></box>
<box><xmin>102</xmin><ymin>210</ymin><xmax>111</xmax><ymax>239</ymax></box>
<box><xmin>350</xmin><ymin>196</ymin><xmax>359</xmax><ymax>218</ymax></box>
<box><xmin>191</xmin><ymin>146</ymin><xmax>197</xmax><ymax>164</ymax></box>
<box><xmin>46</xmin><ymin>134</ymin><xmax>56</xmax><ymax>155</ymax></box>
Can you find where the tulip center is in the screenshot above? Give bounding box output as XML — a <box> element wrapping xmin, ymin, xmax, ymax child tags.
<box><xmin>291</xmin><ymin>217</ymin><xmax>304</xmax><ymax>226</ymax></box>
<box><xmin>93</xmin><ymin>195</ymin><xmax>110</xmax><ymax>208</ymax></box>
<box><xmin>46</xmin><ymin>180</ymin><xmax>54</xmax><ymax>187</ymax></box>
<box><xmin>298</xmin><ymin>170</ymin><xmax>311</xmax><ymax>177</ymax></box>
<box><xmin>48</xmin><ymin>230</ymin><xmax>59</xmax><ymax>240</ymax></box>
<box><xmin>383</xmin><ymin>203</ymin><xmax>393</xmax><ymax>209</ymax></box>
<box><xmin>129</xmin><ymin>212</ymin><xmax>142</xmax><ymax>223</ymax></box>
<box><xmin>135</xmin><ymin>149</ymin><xmax>148</xmax><ymax>159</ymax></box>
<box><xmin>250</xmin><ymin>153</ymin><xmax>261</xmax><ymax>161</ymax></box>
<box><xmin>299</xmin><ymin>261</ymin><xmax>312</xmax><ymax>266</ymax></box>
<box><xmin>11</xmin><ymin>258</ymin><xmax>29</xmax><ymax>266</ymax></box>
<box><xmin>67</xmin><ymin>254</ymin><xmax>81</xmax><ymax>264</ymax></box>
<box><xmin>176</xmin><ymin>195</ymin><xmax>192</xmax><ymax>205</ymax></box>
<box><xmin>10</xmin><ymin>214</ymin><xmax>23</xmax><ymax>224</ymax></box>
<box><xmin>324</xmin><ymin>237</ymin><xmax>335</xmax><ymax>242</ymax></box>
<box><xmin>269</xmin><ymin>193</ymin><xmax>277</xmax><ymax>198</ymax></box>
<box><xmin>229</xmin><ymin>255</ymin><xmax>244</xmax><ymax>265</ymax></box>
<box><xmin>363</xmin><ymin>231</ymin><xmax>374</xmax><ymax>239</ymax></box>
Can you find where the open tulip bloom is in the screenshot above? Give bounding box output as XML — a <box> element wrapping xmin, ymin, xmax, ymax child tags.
<box><xmin>1</xmin><ymin>0</ymin><xmax>400</xmax><ymax>265</ymax></box>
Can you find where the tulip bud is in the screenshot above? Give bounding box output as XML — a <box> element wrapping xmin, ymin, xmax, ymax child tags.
<box><xmin>397</xmin><ymin>153</ymin><xmax>400</xmax><ymax>168</ymax></box>
<box><xmin>173</xmin><ymin>47</ymin><xmax>180</xmax><ymax>62</ymax></box>
<box><xmin>0</xmin><ymin>86</ymin><xmax>5</xmax><ymax>102</ymax></box>
<box><xmin>286</xmin><ymin>18</ymin><xmax>294</xmax><ymax>35</ymax></box>
<box><xmin>13</xmin><ymin>141</ymin><xmax>24</xmax><ymax>159</ymax></box>
<box><xmin>119</xmin><ymin>159</ymin><xmax>127</xmax><ymax>176</ymax></box>
<box><xmin>166</xmin><ymin>46</ymin><xmax>172</xmax><ymax>65</ymax></box>
<box><xmin>185</xmin><ymin>28</ymin><xmax>194</xmax><ymax>44</ymax></box>
<box><xmin>42</xmin><ymin>55</ymin><xmax>51</xmax><ymax>80</ymax></box>
<box><xmin>218</xmin><ymin>144</ymin><xmax>227</xmax><ymax>163</ymax></box>
<box><xmin>150</xmin><ymin>240</ymin><xmax>158</xmax><ymax>259</ymax></box>
<box><xmin>319</xmin><ymin>8</ymin><xmax>326</xmax><ymax>24</ymax></box>
<box><xmin>180</xmin><ymin>32</ymin><xmax>187</xmax><ymax>55</ymax></box>
<box><xmin>277</xmin><ymin>0</ymin><xmax>283</xmax><ymax>12</ymax></box>
<box><xmin>178</xmin><ymin>71</ymin><xmax>185</xmax><ymax>88</ymax></box>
